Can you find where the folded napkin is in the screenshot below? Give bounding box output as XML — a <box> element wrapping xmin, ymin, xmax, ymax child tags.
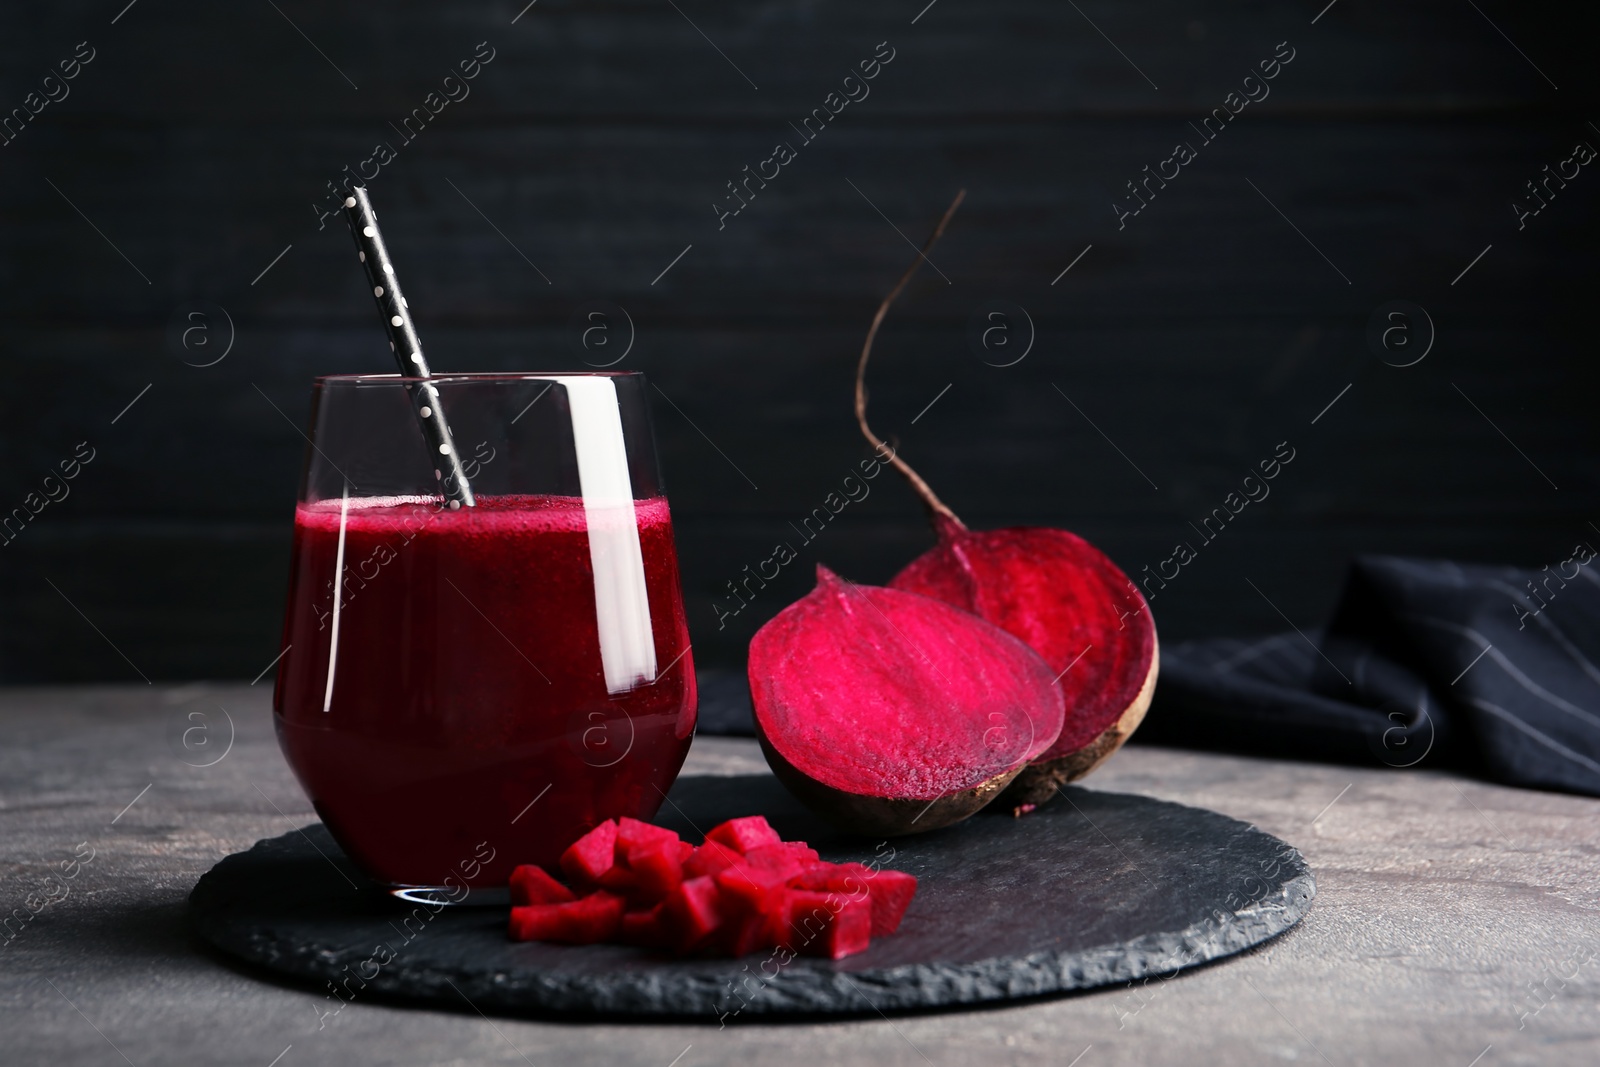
<box><xmin>1142</xmin><ymin>553</ymin><xmax>1600</xmax><ymax>796</ymax></box>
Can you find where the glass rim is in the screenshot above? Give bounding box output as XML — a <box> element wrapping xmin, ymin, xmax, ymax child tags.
<box><xmin>314</xmin><ymin>371</ymin><xmax>644</xmax><ymax>386</ymax></box>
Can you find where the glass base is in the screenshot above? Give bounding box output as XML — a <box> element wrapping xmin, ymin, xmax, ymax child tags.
<box><xmin>385</xmin><ymin>884</ymin><xmax>510</xmax><ymax>908</ymax></box>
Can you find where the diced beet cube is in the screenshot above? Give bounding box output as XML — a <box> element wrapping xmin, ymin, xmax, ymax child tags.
<box><xmin>789</xmin><ymin>861</ymin><xmax>871</xmax><ymax>893</ymax></box>
<box><xmin>509</xmin><ymin>864</ymin><xmax>576</xmax><ymax>907</ymax></box>
<box><xmin>661</xmin><ymin>875</ymin><xmax>731</xmax><ymax>952</ymax></box>
<box><xmin>727</xmin><ymin>908</ymin><xmax>782</xmax><ymax>957</ymax></box>
<box><xmin>560</xmin><ymin>820</ymin><xmax>619</xmax><ymax>886</ymax></box>
<box><xmin>619</xmin><ymin>902</ymin><xmax>670</xmax><ymax>949</ymax></box>
<box><xmin>714</xmin><ymin>863</ymin><xmax>789</xmax><ymax>917</ymax></box>
<box><xmin>788</xmin><ymin>863</ymin><xmax>873</xmax><ymax>921</ymax></box>
<box><xmin>705</xmin><ymin>815</ymin><xmax>783</xmax><ymax>854</ymax></box>
<box><xmin>625</xmin><ymin>838</ymin><xmax>685</xmax><ymax>901</ymax></box>
<box><xmin>762</xmin><ymin>892</ymin><xmax>799</xmax><ymax>953</ymax></box>
<box><xmin>713</xmin><ymin>864</ymin><xmax>795</xmax><ymax>956</ymax></box>
<box><xmin>510</xmin><ymin>812</ymin><xmax>905</xmax><ymax>959</ymax></box>
<box><xmin>863</xmin><ymin>869</ymin><xmax>917</xmax><ymax>936</ymax></box>
<box><xmin>819</xmin><ymin>898</ymin><xmax>873</xmax><ymax>959</ymax></box>
<box><xmin>508</xmin><ymin>891</ymin><xmax>624</xmax><ymax>944</ymax></box>
<box><xmin>617</xmin><ymin>816</ymin><xmax>678</xmax><ymax>846</ymax></box>
<box><xmin>683</xmin><ymin>841</ymin><xmax>742</xmax><ymax>879</ymax></box>
<box><xmin>788</xmin><ymin>863</ymin><xmax>917</xmax><ymax>936</ymax></box>
<box><xmin>509</xmin><ymin>905</ymin><xmax>555</xmax><ymax>943</ymax></box>
<box><xmin>756</xmin><ymin>897</ymin><xmax>792</xmax><ymax>953</ymax></box>
<box><xmin>742</xmin><ymin>842</ymin><xmax>820</xmax><ymax>880</ymax></box>
<box><xmin>614</xmin><ymin>816</ymin><xmax>680</xmax><ymax>864</ymax></box>
<box><xmin>783</xmin><ymin>890</ymin><xmax>872</xmax><ymax>960</ymax></box>
<box><xmin>597</xmin><ymin>863</ymin><xmax>641</xmax><ymax>897</ymax></box>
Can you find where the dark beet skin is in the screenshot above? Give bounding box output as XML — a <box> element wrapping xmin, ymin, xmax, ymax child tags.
<box><xmin>749</xmin><ymin>566</ymin><xmax>1065</xmax><ymax>833</ymax></box>
<box><xmin>890</xmin><ymin>516</ymin><xmax>1158</xmax><ymax>787</ymax></box>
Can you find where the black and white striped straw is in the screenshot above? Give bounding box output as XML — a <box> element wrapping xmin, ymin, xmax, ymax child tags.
<box><xmin>341</xmin><ymin>186</ymin><xmax>475</xmax><ymax>509</ymax></box>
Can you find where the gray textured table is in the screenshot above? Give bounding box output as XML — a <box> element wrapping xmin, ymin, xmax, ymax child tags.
<box><xmin>3</xmin><ymin>684</ymin><xmax>1597</xmax><ymax>1066</ymax></box>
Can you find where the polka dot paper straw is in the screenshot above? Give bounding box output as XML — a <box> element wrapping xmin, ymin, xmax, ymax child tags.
<box><xmin>341</xmin><ymin>186</ymin><xmax>475</xmax><ymax>508</ymax></box>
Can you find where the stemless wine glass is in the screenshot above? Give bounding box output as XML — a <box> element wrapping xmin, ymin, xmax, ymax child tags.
<box><xmin>272</xmin><ymin>372</ymin><xmax>697</xmax><ymax>899</ymax></box>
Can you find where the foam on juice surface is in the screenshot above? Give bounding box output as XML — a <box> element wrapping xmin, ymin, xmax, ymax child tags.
<box><xmin>295</xmin><ymin>494</ymin><xmax>672</xmax><ymax>536</ymax></box>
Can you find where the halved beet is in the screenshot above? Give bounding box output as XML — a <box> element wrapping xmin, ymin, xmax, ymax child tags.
<box><xmin>892</xmin><ymin>516</ymin><xmax>1158</xmax><ymax>805</ymax></box>
<box><xmin>848</xmin><ymin>191</ymin><xmax>1159</xmax><ymax>809</ymax></box>
<box><xmin>749</xmin><ymin>566</ymin><xmax>1064</xmax><ymax>835</ymax></box>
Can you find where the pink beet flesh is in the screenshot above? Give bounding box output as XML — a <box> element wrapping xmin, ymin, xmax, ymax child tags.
<box><xmin>559</xmin><ymin>821</ymin><xmax>620</xmax><ymax>887</ymax></box>
<box><xmin>891</xmin><ymin>525</ymin><xmax>1156</xmax><ymax>760</ymax></box>
<box><xmin>509</xmin><ymin>864</ymin><xmax>576</xmax><ymax>906</ymax></box>
<box><xmin>705</xmin><ymin>815</ymin><xmax>782</xmax><ymax>854</ymax></box>
<box><xmin>749</xmin><ymin>566</ymin><xmax>1065</xmax><ymax>801</ymax></box>
<box><xmin>509</xmin><ymin>815</ymin><xmax>919</xmax><ymax>959</ymax></box>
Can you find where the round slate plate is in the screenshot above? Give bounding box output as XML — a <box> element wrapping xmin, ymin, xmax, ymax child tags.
<box><xmin>190</xmin><ymin>775</ymin><xmax>1314</xmax><ymax>1020</ymax></box>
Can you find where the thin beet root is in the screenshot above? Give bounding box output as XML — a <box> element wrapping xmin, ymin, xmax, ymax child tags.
<box><xmin>854</xmin><ymin>192</ymin><xmax>1159</xmax><ymax>807</ymax></box>
<box><xmin>748</xmin><ymin>565</ymin><xmax>1065</xmax><ymax>835</ymax></box>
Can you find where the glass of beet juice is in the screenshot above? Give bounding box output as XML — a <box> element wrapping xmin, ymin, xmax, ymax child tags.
<box><xmin>272</xmin><ymin>372</ymin><xmax>696</xmax><ymax>898</ymax></box>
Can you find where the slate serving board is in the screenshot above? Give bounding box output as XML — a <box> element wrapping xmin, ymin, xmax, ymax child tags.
<box><xmin>189</xmin><ymin>775</ymin><xmax>1314</xmax><ymax>1020</ymax></box>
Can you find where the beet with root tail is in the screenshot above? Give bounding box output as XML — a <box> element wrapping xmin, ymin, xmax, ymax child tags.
<box><xmin>852</xmin><ymin>191</ymin><xmax>1159</xmax><ymax>810</ymax></box>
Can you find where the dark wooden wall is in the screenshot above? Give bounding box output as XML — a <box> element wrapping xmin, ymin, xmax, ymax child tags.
<box><xmin>1</xmin><ymin>1</ymin><xmax>1595</xmax><ymax>681</ymax></box>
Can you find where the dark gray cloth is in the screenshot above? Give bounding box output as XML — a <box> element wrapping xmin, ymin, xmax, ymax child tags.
<box><xmin>1143</xmin><ymin>554</ymin><xmax>1600</xmax><ymax>796</ymax></box>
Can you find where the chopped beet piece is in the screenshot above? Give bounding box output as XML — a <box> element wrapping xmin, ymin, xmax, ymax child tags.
<box><xmin>705</xmin><ymin>815</ymin><xmax>782</xmax><ymax>854</ymax></box>
<box><xmin>683</xmin><ymin>841</ymin><xmax>742</xmax><ymax>879</ymax></box>
<box><xmin>661</xmin><ymin>875</ymin><xmax>730</xmax><ymax>952</ymax></box>
<box><xmin>789</xmin><ymin>862</ymin><xmax>870</xmax><ymax>898</ymax></box>
<box><xmin>597</xmin><ymin>863</ymin><xmax>641</xmax><ymax>897</ymax></box>
<box><xmin>508</xmin><ymin>905</ymin><xmax>552</xmax><ymax>943</ymax></box>
<box><xmin>787</xmin><ymin>863</ymin><xmax>914</xmax><ymax>935</ymax></box>
<box><xmin>742</xmin><ymin>842</ymin><xmax>820</xmax><ymax>880</ymax></box>
<box><xmin>618</xmin><ymin>902</ymin><xmax>669</xmax><ymax>949</ymax></box>
<box><xmin>506</xmin><ymin>817</ymin><xmax>917</xmax><ymax>958</ymax></box>
<box><xmin>862</xmin><ymin>869</ymin><xmax>917</xmax><ymax>936</ymax></box>
<box><xmin>509</xmin><ymin>864</ymin><xmax>575</xmax><ymax>907</ymax></box>
<box><xmin>727</xmin><ymin>908</ymin><xmax>782</xmax><ymax>957</ymax></box>
<box><xmin>783</xmin><ymin>890</ymin><xmax>872</xmax><ymax>959</ymax></box>
<box><xmin>508</xmin><ymin>891</ymin><xmax>624</xmax><ymax>944</ymax></box>
<box><xmin>714</xmin><ymin>863</ymin><xmax>789</xmax><ymax>917</ymax></box>
<box><xmin>559</xmin><ymin>820</ymin><xmax>619</xmax><ymax>886</ymax></box>
<box><xmin>626</xmin><ymin>838</ymin><xmax>685</xmax><ymax>900</ymax></box>
<box><xmin>614</xmin><ymin>816</ymin><xmax>680</xmax><ymax>863</ymax></box>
